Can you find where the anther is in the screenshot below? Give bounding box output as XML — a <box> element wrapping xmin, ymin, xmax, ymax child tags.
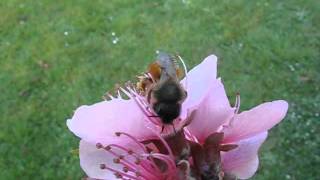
<box><xmin>119</xmin><ymin>155</ymin><xmax>124</xmax><ymax>159</ymax></box>
<box><xmin>100</xmin><ymin>164</ymin><xmax>106</xmax><ymax>169</ymax></box>
<box><xmin>135</xmin><ymin>171</ymin><xmax>141</xmax><ymax>177</ymax></box>
<box><xmin>123</xmin><ymin>166</ymin><xmax>129</xmax><ymax>173</ymax></box>
<box><xmin>234</xmin><ymin>92</ymin><xmax>241</xmax><ymax>114</ymax></box>
<box><xmin>113</xmin><ymin>158</ymin><xmax>121</xmax><ymax>164</ymax></box>
<box><xmin>96</xmin><ymin>143</ymin><xmax>103</xmax><ymax>149</ymax></box>
<box><xmin>114</xmin><ymin>172</ymin><xmax>122</xmax><ymax>178</ymax></box>
<box><xmin>104</xmin><ymin>146</ymin><xmax>111</xmax><ymax>151</ymax></box>
<box><xmin>115</xmin><ymin>132</ymin><xmax>121</xmax><ymax>136</ymax></box>
<box><xmin>127</xmin><ymin>149</ymin><xmax>133</xmax><ymax>154</ymax></box>
<box><xmin>135</xmin><ymin>158</ymin><xmax>141</xmax><ymax>165</ymax></box>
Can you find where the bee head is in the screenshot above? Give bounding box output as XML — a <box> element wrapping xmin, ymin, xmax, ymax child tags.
<box><xmin>153</xmin><ymin>102</ymin><xmax>181</xmax><ymax>124</ymax></box>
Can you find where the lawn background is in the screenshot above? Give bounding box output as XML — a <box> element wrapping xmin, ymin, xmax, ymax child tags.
<box><xmin>0</xmin><ymin>0</ymin><xmax>319</xmax><ymax>179</ymax></box>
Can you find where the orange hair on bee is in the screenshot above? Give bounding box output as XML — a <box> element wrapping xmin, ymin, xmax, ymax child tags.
<box><xmin>148</xmin><ymin>61</ymin><xmax>162</xmax><ymax>81</ymax></box>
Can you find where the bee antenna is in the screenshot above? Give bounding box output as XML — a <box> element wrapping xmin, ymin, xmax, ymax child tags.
<box><xmin>176</xmin><ymin>54</ymin><xmax>188</xmax><ymax>90</ymax></box>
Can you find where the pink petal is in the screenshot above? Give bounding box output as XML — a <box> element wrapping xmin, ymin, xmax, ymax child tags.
<box><xmin>180</xmin><ymin>55</ymin><xmax>218</xmax><ymax>119</ymax></box>
<box><xmin>223</xmin><ymin>100</ymin><xmax>288</xmax><ymax>143</ymax></box>
<box><xmin>67</xmin><ymin>98</ymin><xmax>155</xmax><ymax>145</ymax></box>
<box><xmin>186</xmin><ymin>79</ymin><xmax>234</xmax><ymax>143</ymax></box>
<box><xmin>222</xmin><ymin>132</ymin><xmax>268</xmax><ymax>179</ymax></box>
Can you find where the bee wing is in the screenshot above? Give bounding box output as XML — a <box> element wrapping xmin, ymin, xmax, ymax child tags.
<box><xmin>157</xmin><ymin>52</ymin><xmax>179</xmax><ymax>82</ymax></box>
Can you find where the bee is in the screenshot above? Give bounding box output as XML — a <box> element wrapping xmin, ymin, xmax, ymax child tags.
<box><xmin>138</xmin><ymin>52</ymin><xmax>187</xmax><ymax>132</ymax></box>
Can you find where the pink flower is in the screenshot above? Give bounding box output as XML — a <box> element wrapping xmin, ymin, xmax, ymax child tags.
<box><xmin>181</xmin><ymin>55</ymin><xmax>288</xmax><ymax>179</ymax></box>
<box><xmin>67</xmin><ymin>54</ymin><xmax>288</xmax><ymax>179</ymax></box>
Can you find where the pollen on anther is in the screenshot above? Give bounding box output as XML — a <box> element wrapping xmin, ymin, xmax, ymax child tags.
<box><xmin>123</xmin><ymin>166</ymin><xmax>129</xmax><ymax>172</ymax></box>
<box><xmin>135</xmin><ymin>171</ymin><xmax>141</xmax><ymax>177</ymax></box>
<box><xmin>100</xmin><ymin>164</ymin><xmax>106</xmax><ymax>169</ymax></box>
<box><xmin>104</xmin><ymin>146</ymin><xmax>111</xmax><ymax>151</ymax></box>
<box><xmin>114</xmin><ymin>172</ymin><xmax>123</xmax><ymax>178</ymax></box>
<box><xmin>96</xmin><ymin>143</ymin><xmax>103</xmax><ymax>149</ymax></box>
<box><xmin>135</xmin><ymin>158</ymin><xmax>141</xmax><ymax>165</ymax></box>
<box><xmin>113</xmin><ymin>158</ymin><xmax>121</xmax><ymax>163</ymax></box>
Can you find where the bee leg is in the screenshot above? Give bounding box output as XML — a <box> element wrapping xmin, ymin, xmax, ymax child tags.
<box><xmin>161</xmin><ymin>125</ymin><xmax>165</xmax><ymax>133</ymax></box>
<box><xmin>171</xmin><ymin>123</ymin><xmax>177</xmax><ymax>134</ymax></box>
<box><xmin>146</xmin><ymin>106</ymin><xmax>153</xmax><ymax>113</ymax></box>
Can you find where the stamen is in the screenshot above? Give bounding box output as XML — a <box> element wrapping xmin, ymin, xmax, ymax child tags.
<box><xmin>106</xmin><ymin>146</ymin><xmax>158</xmax><ymax>178</ymax></box>
<box><xmin>140</xmin><ymin>153</ymin><xmax>176</xmax><ymax>176</ymax></box>
<box><xmin>234</xmin><ymin>92</ymin><xmax>241</xmax><ymax>114</ymax></box>
<box><xmin>115</xmin><ymin>84</ymin><xmax>162</xmax><ymax>127</ymax></box>
<box><xmin>184</xmin><ymin>128</ymin><xmax>199</xmax><ymax>143</ymax></box>
<box><xmin>127</xmin><ymin>89</ymin><xmax>162</xmax><ymax>126</ymax></box>
<box><xmin>107</xmin><ymin>144</ymin><xmax>139</xmax><ymax>157</ymax></box>
<box><xmin>100</xmin><ymin>164</ymin><xmax>140</xmax><ymax>180</ymax></box>
<box><xmin>119</xmin><ymin>87</ymin><xmax>133</xmax><ymax>98</ymax></box>
<box><xmin>146</xmin><ymin>128</ymin><xmax>174</xmax><ymax>158</ymax></box>
<box><xmin>108</xmin><ymin>135</ymin><xmax>163</xmax><ymax>176</ymax></box>
<box><xmin>149</xmin><ymin>153</ymin><xmax>176</xmax><ymax>170</ymax></box>
<box><xmin>138</xmin><ymin>159</ymin><xmax>163</xmax><ymax>177</ymax></box>
<box><xmin>103</xmin><ymin>92</ymin><xmax>115</xmax><ymax>100</ymax></box>
<box><xmin>117</xmin><ymin>90</ymin><xmax>122</xmax><ymax>99</ymax></box>
<box><xmin>115</xmin><ymin>132</ymin><xmax>148</xmax><ymax>153</ymax></box>
<box><xmin>225</xmin><ymin>92</ymin><xmax>241</xmax><ymax>128</ymax></box>
<box><xmin>106</xmin><ymin>144</ymin><xmax>157</xmax><ymax>173</ymax></box>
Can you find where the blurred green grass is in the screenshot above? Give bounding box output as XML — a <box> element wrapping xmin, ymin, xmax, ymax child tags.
<box><xmin>0</xmin><ymin>0</ymin><xmax>319</xmax><ymax>179</ymax></box>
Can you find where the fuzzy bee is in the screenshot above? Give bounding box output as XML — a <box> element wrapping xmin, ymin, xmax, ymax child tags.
<box><xmin>137</xmin><ymin>52</ymin><xmax>187</xmax><ymax>131</ymax></box>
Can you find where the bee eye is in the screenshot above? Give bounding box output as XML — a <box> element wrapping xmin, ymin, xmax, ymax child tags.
<box><xmin>184</xmin><ymin>90</ymin><xmax>188</xmax><ymax>98</ymax></box>
<box><xmin>153</xmin><ymin>104</ymin><xmax>162</xmax><ymax>114</ymax></box>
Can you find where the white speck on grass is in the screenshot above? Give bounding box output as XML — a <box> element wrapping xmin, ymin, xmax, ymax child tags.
<box><xmin>111</xmin><ymin>32</ymin><xmax>116</xmax><ymax>36</ymax></box>
<box><xmin>112</xmin><ymin>37</ymin><xmax>119</xmax><ymax>44</ymax></box>
<box><xmin>64</xmin><ymin>31</ymin><xmax>69</xmax><ymax>36</ymax></box>
<box><xmin>288</xmin><ymin>65</ymin><xmax>295</xmax><ymax>72</ymax></box>
<box><xmin>285</xmin><ymin>174</ymin><xmax>291</xmax><ymax>179</ymax></box>
<box><xmin>238</xmin><ymin>43</ymin><xmax>243</xmax><ymax>50</ymax></box>
<box><xmin>182</xmin><ymin>0</ymin><xmax>191</xmax><ymax>5</ymax></box>
<box><xmin>296</xmin><ymin>9</ymin><xmax>307</xmax><ymax>21</ymax></box>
